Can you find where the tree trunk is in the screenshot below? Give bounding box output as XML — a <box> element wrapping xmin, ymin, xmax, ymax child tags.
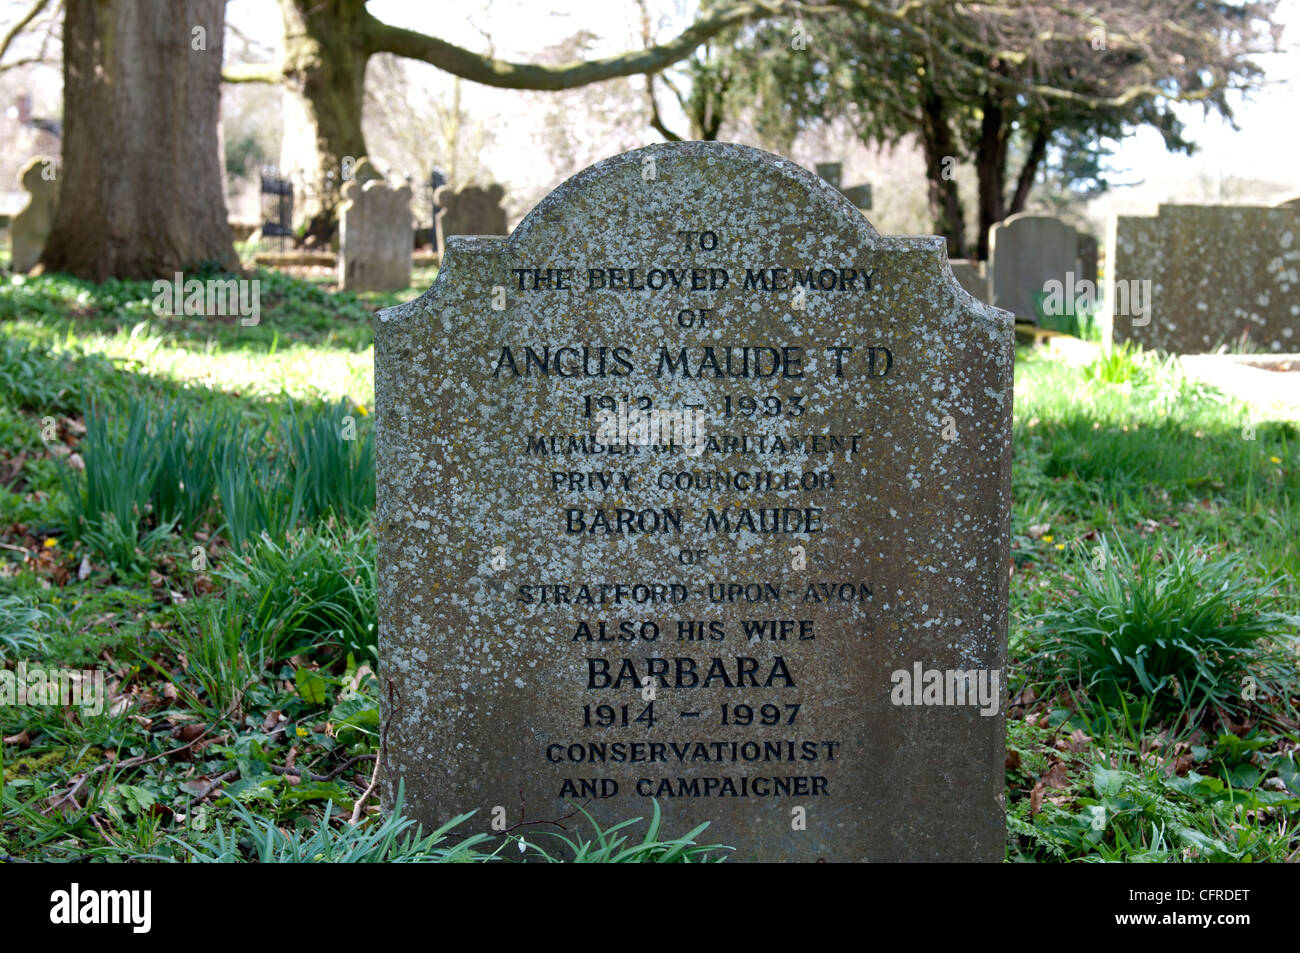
<box><xmin>1008</xmin><ymin>122</ymin><xmax>1050</xmax><ymax>216</ymax></box>
<box><xmin>266</xmin><ymin>0</ymin><xmax>776</xmax><ymax>241</ymax></box>
<box><xmin>278</xmin><ymin>0</ymin><xmax>370</xmax><ymax>243</ymax></box>
<box><xmin>974</xmin><ymin>88</ymin><xmax>1009</xmax><ymax>262</ymax></box>
<box><xmin>41</xmin><ymin>0</ymin><xmax>236</xmax><ymax>280</ymax></box>
<box><xmin>918</xmin><ymin>85</ymin><xmax>966</xmax><ymax>259</ymax></box>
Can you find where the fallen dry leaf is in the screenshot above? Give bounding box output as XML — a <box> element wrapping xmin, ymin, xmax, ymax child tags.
<box><xmin>1064</xmin><ymin>729</ymin><xmax>1091</xmax><ymax>752</ymax></box>
<box><xmin>1041</xmin><ymin>761</ymin><xmax>1071</xmax><ymax>790</ymax></box>
<box><xmin>171</xmin><ymin>723</ymin><xmax>206</xmax><ymax>744</ymax></box>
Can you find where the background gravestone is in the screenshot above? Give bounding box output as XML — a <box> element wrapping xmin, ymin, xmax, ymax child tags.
<box><xmin>338</xmin><ymin>161</ymin><xmax>413</xmax><ymax>292</ymax></box>
<box><xmin>11</xmin><ymin>156</ymin><xmax>59</xmax><ymax>273</ymax></box>
<box><xmin>434</xmin><ymin>183</ymin><xmax>508</xmax><ymax>254</ymax></box>
<box><xmin>814</xmin><ymin>161</ymin><xmax>843</xmax><ymax>188</ymax></box>
<box><xmin>1077</xmin><ymin>233</ymin><xmax>1099</xmax><ymax>288</ymax></box>
<box><xmin>1107</xmin><ymin>204</ymin><xmax>1300</xmax><ymax>353</ymax></box>
<box><xmin>988</xmin><ymin>214</ymin><xmax>1079</xmax><ymax>322</ymax></box>
<box><xmin>375</xmin><ymin>141</ymin><xmax>1013</xmax><ymax>862</ymax></box>
<box><xmin>815</xmin><ymin>161</ymin><xmax>872</xmax><ymax>211</ymax></box>
<box><xmin>949</xmin><ymin>259</ymin><xmax>989</xmax><ymax>303</ymax></box>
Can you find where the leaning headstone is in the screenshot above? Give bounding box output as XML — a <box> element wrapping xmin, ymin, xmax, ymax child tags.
<box><xmin>1107</xmin><ymin>204</ymin><xmax>1300</xmax><ymax>353</ymax></box>
<box><xmin>375</xmin><ymin>141</ymin><xmax>1013</xmax><ymax>862</ymax></box>
<box><xmin>338</xmin><ymin>164</ymin><xmax>413</xmax><ymax>292</ymax></box>
<box><xmin>11</xmin><ymin>156</ymin><xmax>59</xmax><ymax>273</ymax></box>
<box><xmin>988</xmin><ymin>214</ymin><xmax>1079</xmax><ymax>322</ymax></box>
<box><xmin>434</xmin><ymin>183</ymin><xmax>508</xmax><ymax>254</ymax></box>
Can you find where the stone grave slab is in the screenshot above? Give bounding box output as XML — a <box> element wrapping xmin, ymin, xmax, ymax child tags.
<box><xmin>988</xmin><ymin>214</ymin><xmax>1079</xmax><ymax>322</ymax></box>
<box><xmin>375</xmin><ymin>141</ymin><xmax>1013</xmax><ymax>862</ymax></box>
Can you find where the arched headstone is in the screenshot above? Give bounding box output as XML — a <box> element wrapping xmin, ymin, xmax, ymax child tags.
<box><xmin>433</xmin><ymin>183</ymin><xmax>508</xmax><ymax>254</ymax></box>
<box><xmin>11</xmin><ymin>156</ymin><xmax>59</xmax><ymax>273</ymax></box>
<box><xmin>988</xmin><ymin>213</ymin><xmax>1079</xmax><ymax>323</ymax></box>
<box><xmin>338</xmin><ymin>163</ymin><xmax>413</xmax><ymax>292</ymax></box>
<box><xmin>375</xmin><ymin>142</ymin><xmax>1013</xmax><ymax>861</ymax></box>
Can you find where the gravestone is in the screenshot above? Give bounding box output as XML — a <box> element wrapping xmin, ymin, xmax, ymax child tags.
<box><xmin>814</xmin><ymin>162</ymin><xmax>843</xmax><ymax>189</ymax></box>
<box><xmin>949</xmin><ymin>259</ymin><xmax>989</xmax><ymax>303</ymax></box>
<box><xmin>434</xmin><ymin>183</ymin><xmax>508</xmax><ymax>254</ymax></box>
<box><xmin>988</xmin><ymin>214</ymin><xmax>1079</xmax><ymax>322</ymax></box>
<box><xmin>1107</xmin><ymin>204</ymin><xmax>1300</xmax><ymax>353</ymax></box>
<box><xmin>1077</xmin><ymin>234</ymin><xmax>1099</xmax><ymax>288</ymax></box>
<box><xmin>815</xmin><ymin>161</ymin><xmax>871</xmax><ymax>211</ymax></box>
<box><xmin>1276</xmin><ymin>195</ymin><xmax>1300</xmax><ymax>212</ymax></box>
<box><xmin>338</xmin><ymin>162</ymin><xmax>413</xmax><ymax>292</ymax></box>
<box><xmin>11</xmin><ymin>156</ymin><xmax>59</xmax><ymax>273</ymax></box>
<box><xmin>375</xmin><ymin>141</ymin><xmax>1013</xmax><ymax>862</ymax></box>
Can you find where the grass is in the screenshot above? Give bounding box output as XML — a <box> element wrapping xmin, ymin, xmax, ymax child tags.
<box><xmin>1</xmin><ymin>266</ymin><xmax>1297</xmax><ymax>863</ymax></box>
<box><xmin>1028</xmin><ymin>536</ymin><xmax>1298</xmax><ymax>720</ymax></box>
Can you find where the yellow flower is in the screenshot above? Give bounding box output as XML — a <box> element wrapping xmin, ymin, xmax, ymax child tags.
<box><xmin>1055</xmin><ymin>543</ymin><xmax>1065</xmax><ymax>550</ymax></box>
<box><xmin>356</xmin><ymin>404</ymin><xmax>369</xmax><ymax>416</ymax></box>
<box><xmin>42</xmin><ymin>537</ymin><xmax>58</xmax><ymax>548</ymax></box>
<box><xmin>1270</xmin><ymin>456</ymin><xmax>1281</xmax><ymax>464</ymax></box>
<box><xmin>296</xmin><ymin>726</ymin><xmax>308</xmax><ymax>737</ymax></box>
<box><xmin>1042</xmin><ymin>535</ymin><xmax>1054</xmax><ymax>543</ymax></box>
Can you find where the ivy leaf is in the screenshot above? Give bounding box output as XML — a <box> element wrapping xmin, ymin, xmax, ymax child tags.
<box><xmin>295</xmin><ymin>667</ymin><xmax>329</xmax><ymax>705</ymax></box>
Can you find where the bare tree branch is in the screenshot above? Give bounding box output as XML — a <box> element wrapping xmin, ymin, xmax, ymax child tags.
<box><xmin>222</xmin><ymin>61</ymin><xmax>281</xmax><ymax>84</ymax></box>
<box><xmin>0</xmin><ymin>53</ymin><xmax>55</xmax><ymax>72</ymax></box>
<box><xmin>362</xmin><ymin>0</ymin><xmax>803</xmax><ymax>89</ymax></box>
<box><xmin>0</xmin><ymin>0</ymin><xmax>52</xmax><ymax>66</ymax></box>
<box><xmin>645</xmin><ymin>74</ymin><xmax>684</xmax><ymax>141</ymax></box>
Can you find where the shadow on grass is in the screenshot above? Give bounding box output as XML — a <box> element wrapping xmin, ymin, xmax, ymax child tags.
<box><xmin>0</xmin><ymin>268</ymin><xmax>435</xmax><ymax>355</ymax></box>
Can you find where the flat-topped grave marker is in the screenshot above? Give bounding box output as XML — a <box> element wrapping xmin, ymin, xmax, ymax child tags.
<box><xmin>375</xmin><ymin>141</ymin><xmax>1013</xmax><ymax>861</ymax></box>
<box><xmin>1108</xmin><ymin>204</ymin><xmax>1300</xmax><ymax>352</ymax></box>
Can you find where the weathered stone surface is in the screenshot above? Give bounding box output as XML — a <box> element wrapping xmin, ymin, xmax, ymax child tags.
<box><xmin>375</xmin><ymin>141</ymin><xmax>1013</xmax><ymax>862</ymax></box>
<box><xmin>434</xmin><ymin>183</ymin><xmax>508</xmax><ymax>253</ymax></box>
<box><xmin>338</xmin><ymin>166</ymin><xmax>413</xmax><ymax>292</ymax></box>
<box><xmin>949</xmin><ymin>259</ymin><xmax>989</xmax><ymax>303</ymax></box>
<box><xmin>11</xmin><ymin>156</ymin><xmax>58</xmax><ymax>273</ymax></box>
<box><xmin>1107</xmin><ymin>204</ymin><xmax>1300</xmax><ymax>353</ymax></box>
<box><xmin>988</xmin><ymin>214</ymin><xmax>1079</xmax><ymax>322</ymax></box>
